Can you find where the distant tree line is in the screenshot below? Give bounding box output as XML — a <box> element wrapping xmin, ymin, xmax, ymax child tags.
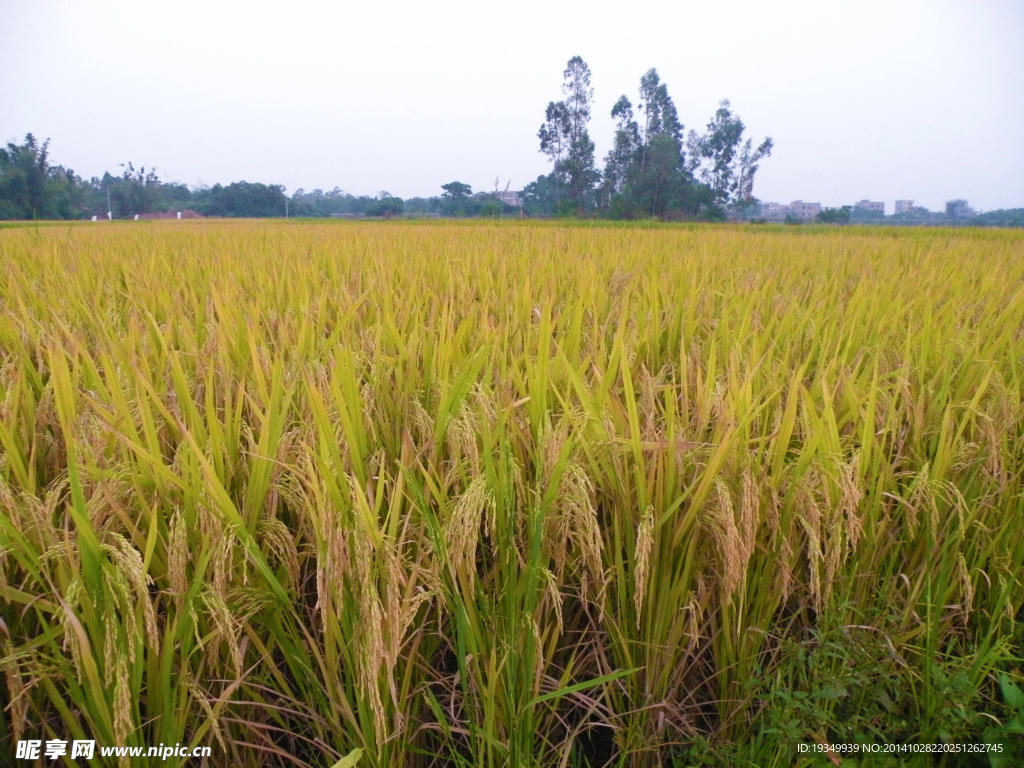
<box><xmin>808</xmin><ymin>205</ymin><xmax>1023</xmax><ymax>227</ymax></box>
<box><xmin>0</xmin><ymin>135</ymin><xmax>295</xmax><ymax>220</ymax></box>
<box><xmin>0</xmin><ymin>133</ymin><xmax>522</xmax><ymax>221</ymax></box>
<box><xmin>971</xmin><ymin>209</ymin><xmax>1023</xmax><ymax>227</ymax></box>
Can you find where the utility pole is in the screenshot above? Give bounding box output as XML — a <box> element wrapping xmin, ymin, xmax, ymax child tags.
<box><xmin>285</xmin><ymin>197</ymin><xmax>289</xmax><ymax>218</ymax></box>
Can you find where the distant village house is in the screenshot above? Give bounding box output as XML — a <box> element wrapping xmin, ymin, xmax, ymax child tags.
<box><xmin>756</xmin><ymin>200</ymin><xmax>821</xmax><ymax>221</ymax></box>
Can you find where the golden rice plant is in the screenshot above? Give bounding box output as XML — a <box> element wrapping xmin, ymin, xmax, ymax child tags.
<box><xmin>0</xmin><ymin>220</ymin><xmax>1022</xmax><ymax>766</ymax></box>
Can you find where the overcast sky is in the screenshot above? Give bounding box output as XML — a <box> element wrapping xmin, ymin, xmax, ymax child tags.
<box><xmin>2</xmin><ymin>0</ymin><xmax>1022</xmax><ymax>212</ymax></box>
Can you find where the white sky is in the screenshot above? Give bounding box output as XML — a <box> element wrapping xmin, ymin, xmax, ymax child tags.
<box><xmin>2</xmin><ymin>0</ymin><xmax>1022</xmax><ymax>211</ymax></box>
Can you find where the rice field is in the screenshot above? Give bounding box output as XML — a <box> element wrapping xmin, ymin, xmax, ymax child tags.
<box><xmin>0</xmin><ymin>220</ymin><xmax>1022</xmax><ymax>767</ymax></box>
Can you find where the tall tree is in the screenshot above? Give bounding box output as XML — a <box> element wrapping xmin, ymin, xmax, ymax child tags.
<box><xmin>538</xmin><ymin>101</ymin><xmax>569</xmax><ymax>185</ymax></box>
<box><xmin>602</xmin><ymin>96</ymin><xmax>640</xmax><ymax>198</ymax></box>
<box><xmin>604</xmin><ymin>69</ymin><xmax>696</xmax><ymax>218</ymax></box>
<box><xmin>734</xmin><ymin>136</ymin><xmax>774</xmax><ymax>208</ymax></box>
<box><xmin>636</xmin><ymin>69</ymin><xmax>683</xmax><ymax>168</ymax></box>
<box><xmin>0</xmin><ymin>134</ymin><xmax>53</xmax><ymax>218</ymax></box>
<box><xmin>686</xmin><ymin>100</ymin><xmax>772</xmax><ymax>211</ymax></box>
<box><xmin>630</xmin><ymin>133</ymin><xmax>687</xmax><ymax>218</ymax></box>
<box><xmin>537</xmin><ymin>56</ymin><xmax>598</xmax><ymax>211</ymax></box>
<box><xmin>560</xmin><ymin>56</ymin><xmax>598</xmax><ymax>205</ymax></box>
<box><xmin>0</xmin><ymin>133</ymin><xmax>89</xmax><ymax>219</ymax></box>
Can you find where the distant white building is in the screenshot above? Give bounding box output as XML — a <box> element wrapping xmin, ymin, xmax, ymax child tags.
<box><xmin>757</xmin><ymin>200</ymin><xmax>821</xmax><ymax>221</ymax></box>
<box><xmin>895</xmin><ymin>200</ymin><xmax>915</xmax><ymax>214</ymax></box>
<box><xmin>789</xmin><ymin>201</ymin><xmax>821</xmax><ymax>220</ymax></box>
<box><xmin>758</xmin><ymin>202</ymin><xmax>788</xmax><ymax>220</ymax></box>
<box><xmin>945</xmin><ymin>199</ymin><xmax>976</xmax><ymax>218</ymax></box>
<box><xmin>496</xmin><ymin>190</ymin><xmax>523</xmax><ymax>207</ymax></box>
<box><xmin>854</xmin><ymin>200</ymin><xmax>885</xmax><ymax>214</ymax></box>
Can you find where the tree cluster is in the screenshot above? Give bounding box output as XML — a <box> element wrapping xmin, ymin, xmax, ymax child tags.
<box><xmin>815</xmin><ymin>206</ymin><xmax>852</xmax><ymax>224</ymax></box>
<box><xmin>0</xmin><ymin>136</ymin><xmax>522</xmax><ymax>221</ymax></box>
<box><xmin>972</xmin><ymin>208</ymin><xmax>1023</xmax><ymax>228</ymax></box>
<box><xmin>290</xmin><ymin>188</ymin><xmax>407</xmax><ymax>217</ymax></box>
<box><xmin>0</xmin><ymin>134</ymin><xmax>90</xmax><ymax>220</ymax></box>
<box><xmin>528</xmin><ymin>58</ymin><xmax>774</xmax><ymax>220</ymax></box>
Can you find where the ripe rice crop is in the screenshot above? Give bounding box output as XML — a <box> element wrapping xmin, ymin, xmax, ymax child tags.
<box><xmin>0</xmin><ymin>220</ymin><xmax>1022</xmax><ymax>766</ymax></box>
